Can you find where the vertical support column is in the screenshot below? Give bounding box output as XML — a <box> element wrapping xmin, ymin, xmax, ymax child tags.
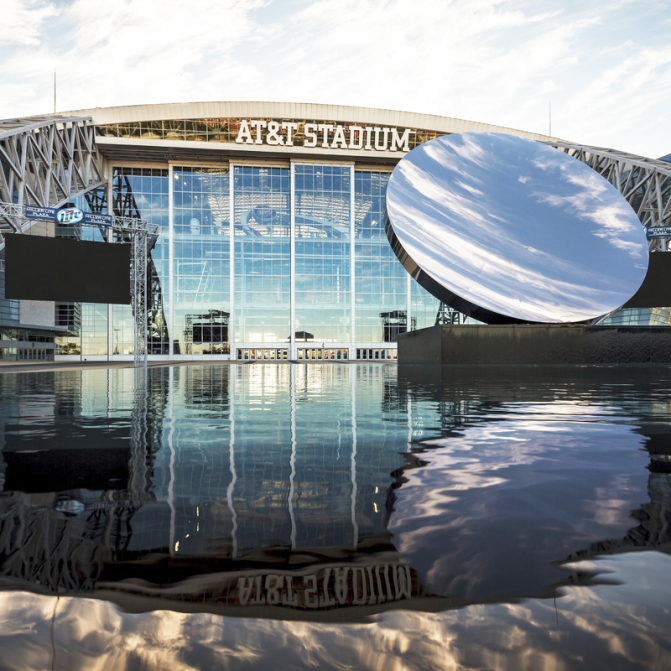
<box><xmin>406</xmin><ymin>273</ymin><xmax>412</xmax><ymax>336</ymax></box>
<box><xmin>16</xmin><ymin>133</ymin><xmax>27</xmax><ymax>213</ymax></box>
<box><xmin>229</xmin><ymin>167</ymin><xmax>235</xmax><ymax>359</ymax></box>
<box><xmin>168</xmin><ymin>164</ymin><xmax>175</xmax><ymax>359</ymax></box>
<box><xmin>350</xmin><ymin>165</ymin><xmax>356</xmax><ymax>359</ymax></box>
<box><xmin>107</xmin><ymin>168</ymin><xmax>114</xmax><ymax>361</ymax></box>
<box><xmin>290</xmin><ymin>163</ymin><xmax>296</xmax><ymax>360</ymax></box>
<box><xmin>132</xmin><ymin>224</ymin><xmax>148</xmax><ymax>369</ymax></box>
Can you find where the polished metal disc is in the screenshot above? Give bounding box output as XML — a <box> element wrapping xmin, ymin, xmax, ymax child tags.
<box><xmin>385</xmin><ymin>133</ymin><xmax>649</xmax><ymax>324</ymax></box>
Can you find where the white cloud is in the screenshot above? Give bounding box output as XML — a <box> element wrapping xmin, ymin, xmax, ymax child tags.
<box><xmin>0</xmin><ymin>0</ymin><xmax>57</xmax><ymax>46</ymax></box>
<box><xmin>0</xmin><ymin>0</ymin><xmax>669</xmax><ymax>157</ymax></box>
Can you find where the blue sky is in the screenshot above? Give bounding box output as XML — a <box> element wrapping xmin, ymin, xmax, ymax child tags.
<box><xmin>1</xmin><ymin>0</ymin><xmax>669</xmax><ymax>158</ymax></box>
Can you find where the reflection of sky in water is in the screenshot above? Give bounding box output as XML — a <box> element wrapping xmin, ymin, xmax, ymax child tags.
<box><xmin>0</xmin><ymin>365</ymin><xmax>670</xmax><ymax>670</ymax></box>
<box><xmin>1</xmin><ymin>553</ymin><xmax>670</xmax><ymax>670</ymax></box>
<box><xmin>386</xmin><ymin>133</ymin><xmax>649</xmax><ymax>322</ymax></box>
<box><xmin>390</xmin><ymin>402</ymin><xmax>650</xmax><ymax>600</ymax></box>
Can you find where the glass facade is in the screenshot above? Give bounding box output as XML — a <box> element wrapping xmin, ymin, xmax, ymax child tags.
<box><xmin>600</xmin><ymin>307</ymin><xmax>671</xmax><ymax>326</ymax></box>
<box><xmin>295</xmin><ymin>164</ymin><xmax>351</xmax><ymax>343</ymax></box>
<box><xmin>113</xmin><ymin>167</ymin><xmax>169</xmax><ymax>356</ymax></box>
<box><xmin>355</xmin><ymin>172</ymin><xmax>407</xmax><ymax>342</ymax></box>
<box><xmin>174</xmin><ymin>166</ymin><xmax>230</xmax><ymax>355</ymax></box>
<box><xmin>234</xmin><ymin>166</ymin><xmax>290</xmax><ymax>344</ymax></box>
<box><xmin>50</xmin><ymin>160</ymin><xmax>464</xmax><ymax>360</ymax></box>
<box><xmin>0</xmin><ymin>258</ymin><xmax>19</xmax><ymax>329</ymax></box>
<box><xmin>411</xmin><ymin>280</ymin><xmax>441</xmax><ymax>331</ymax></box>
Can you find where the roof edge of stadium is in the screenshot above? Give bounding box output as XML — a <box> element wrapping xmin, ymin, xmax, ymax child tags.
<box><xmin>53</xmin><ymin>101</ymin><xmax>564</xmax><ymax>143</ymax></box>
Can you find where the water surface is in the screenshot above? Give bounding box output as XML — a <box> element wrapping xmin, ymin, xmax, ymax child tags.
<box><xmin>0</xmin><ymin>364</ymin><xmax>669</xmax><ymax>670</ymax></box>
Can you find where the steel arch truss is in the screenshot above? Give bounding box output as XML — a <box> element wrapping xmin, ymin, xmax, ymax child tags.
<box><xmin>546</xmin><ymin>142</ymin><xmax>671</xmax><ymax>251</ymax></box>
<box><xmin>0</xmin><ymin>115</ymin><xmax>105</xmax><ymax>233</ymax></box>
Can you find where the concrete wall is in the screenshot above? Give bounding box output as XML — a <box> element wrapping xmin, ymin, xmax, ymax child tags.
<box><xmin>398</xmin><ymin>324</ymin><xmax>671</xmax><ymax>365</ymax></box>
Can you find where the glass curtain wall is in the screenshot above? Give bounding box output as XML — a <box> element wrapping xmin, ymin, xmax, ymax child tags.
<box><xmin>411</xmin><ymin>281</ymin><xmax>441</xmax><ymax>330</ymax></box>
<box><xmin>57</xmin><ymin>162</ymin><xmax>472</xmax><ymax>360</ymax></box>
<box><xmin>173</xmin><ymin>166</ymin><xmax>230</xmax><ymax>355</ymax></box>
<box><xmin>294</xmin><ymin>164</ymin><xmax>351</xmax><ymax>343</ymax></box>
<box><xmin>112</xmin><ymin>167</ymin><xmax>169</xmax><ymax>355</ymax></box>
<box><xmin>354</xmin><ymin>171</ymin><xmax>407</xmax><ymax>342</ymax></box>
<box><xmin>233</xmin><ymin>166</ymin><xmax>290</xmax><ymax>344</ymax></box>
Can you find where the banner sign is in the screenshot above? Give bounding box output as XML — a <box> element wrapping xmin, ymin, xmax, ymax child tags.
<box><xmin>646</xmin><ymin>226</ymin><xmax>671</xmax><ymax>238</ymax></box>
<box><xmin>25</xmin><ymin>206</ymin><xmax>58</xmax><ymax>220</ymax></box>
<box><xmin>82</xmin><ymin>212</ymin><xmax>114</xmax><ymax>227</ymax></box>
<box><xmin>24</xmin><ymin>206</ymin><xmax>113</xmax><ymax>227</ymax></box>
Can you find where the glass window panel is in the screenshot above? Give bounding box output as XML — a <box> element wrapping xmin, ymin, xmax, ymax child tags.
<box><xmin>234</xmin><ymin>165</ymin><xmax>290</xmax><ymax>343</ymax></box>
<box><xmin>294</xmin><ymin>164</ymin><xmax>351</xmax><ymax>343</ymax></box>
<box><xmin>172</xmin><ymin>166</ymin><xmax>231</xmax><ymax>355</ymax></box>
<box><xmin>354</xmin><ymin>171</ymin><xmax>407</xmax><ymax>342</ymax></box>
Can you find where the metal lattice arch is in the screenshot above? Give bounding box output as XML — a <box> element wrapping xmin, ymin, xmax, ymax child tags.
<box><xmin>546</xmin><ymin>141</ymin><xmax>671</xmax><ymax>251</ymax></box>
<box><xmin>2</xmin><ymin>112</ymin><xmax>668</xmax><ymax>240</ymax></box>
<box><xmin>0</xmin><ymin>114</ymin><xmax>153</xmax><ymax>367</ymax></box>
<box><xmin>0</xmin><ymin>115</ymin><xmax>105</xmax><ymax>233</ymax></box>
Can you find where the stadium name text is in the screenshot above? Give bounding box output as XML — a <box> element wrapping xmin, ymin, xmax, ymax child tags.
<box><xmin>235</xmin><ymin>120</ymin><xmax>415</xmax><ymax>152</ymax></box>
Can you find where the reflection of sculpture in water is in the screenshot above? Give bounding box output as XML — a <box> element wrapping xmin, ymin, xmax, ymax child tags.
<box><xmin>566</xmin><ymin>431</ymin><xmax>671</xmax><ymax>563</ymax></box>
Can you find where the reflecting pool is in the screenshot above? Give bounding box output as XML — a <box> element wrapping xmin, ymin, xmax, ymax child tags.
<box><xmin>0</xmin><ymin>364</ymin><xmax>670</xmax><ymax>670</ymax></box>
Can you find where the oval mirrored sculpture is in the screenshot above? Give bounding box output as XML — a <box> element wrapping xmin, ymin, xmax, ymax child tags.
<box><xmin>385</xmin><ymin>133</ymin><xmax>649</xmax><ymax>324</ymax></box>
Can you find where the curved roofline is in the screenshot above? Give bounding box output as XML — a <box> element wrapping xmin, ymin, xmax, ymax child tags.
<box><xmin>59</xmin><ymin>101</ymin><xmax>562</xmax><ymax>142</ymax></box>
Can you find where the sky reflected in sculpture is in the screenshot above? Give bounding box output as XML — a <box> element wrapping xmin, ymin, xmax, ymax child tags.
<box><xmin>386</xmin><ymin>133</ymin><xmax>649</xmax><ymax>323</ymax></box>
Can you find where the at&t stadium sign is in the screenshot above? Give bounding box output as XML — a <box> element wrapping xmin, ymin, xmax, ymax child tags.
<box><xmin>235</xmin><ymin>120</ymin><xmax>415</xmax><ymax>152</ymax></box>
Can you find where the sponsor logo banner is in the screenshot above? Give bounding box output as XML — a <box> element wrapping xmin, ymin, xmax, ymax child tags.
<box><xmin>24</xmin><ymin>206</ymin><xmax>113</xmax><ymax>227</ymax></box>
<box><xmin>56</xmin><ymin>208</ymin><xmax>84</xmax><ymax>224</ymax></box>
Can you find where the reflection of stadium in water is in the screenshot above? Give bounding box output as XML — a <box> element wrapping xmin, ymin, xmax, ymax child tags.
<box><xmin>0</xmin><ymin>366</ymin><xmax>670</xmax><ymax>619</ymax></box>
<box><xmin>0</xmin><ymin>365</ymin><xmax>417</xmax><ymax>615</ymax></box>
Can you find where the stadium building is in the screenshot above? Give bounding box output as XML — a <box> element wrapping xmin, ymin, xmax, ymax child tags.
<box><xmin>0</xmin><ymin>102</ymin><xmax>669</xmax><ymax>362</ymax></box>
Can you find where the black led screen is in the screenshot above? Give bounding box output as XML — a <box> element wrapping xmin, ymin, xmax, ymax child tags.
<box><xmin>4</xmin><ymin>234</ymin><xmax>131</xmax><ymax>304</ymax></box>
<box><xmin>623</xmin><ymin>253</ymin><xmax>671</xmax><ymax>309</ymax></box>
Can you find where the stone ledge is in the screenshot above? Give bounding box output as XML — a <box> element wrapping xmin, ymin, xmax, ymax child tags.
<box><xmin>398</xmin><ymin>324</ymin><xmax>671</xmax><ymax>365</ymax></box>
